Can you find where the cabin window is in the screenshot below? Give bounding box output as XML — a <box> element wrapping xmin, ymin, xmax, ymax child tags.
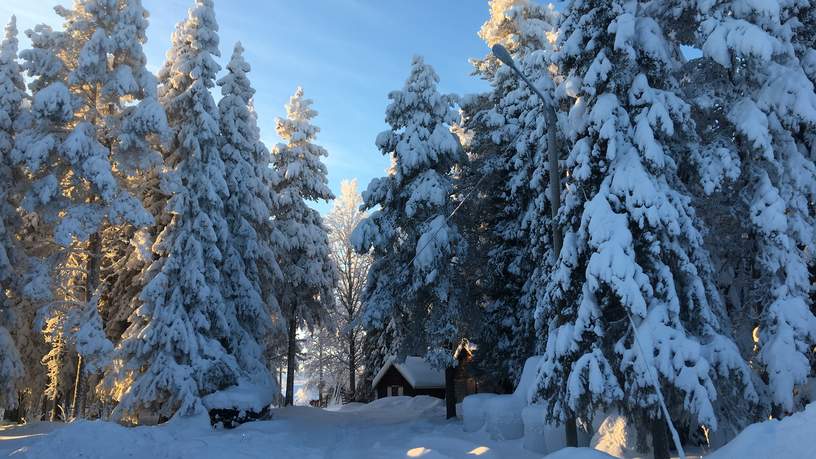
<box><xmin>390</xmin><ymin>385</ymin><xmax>403</xmax><ymax>396</ymax></box>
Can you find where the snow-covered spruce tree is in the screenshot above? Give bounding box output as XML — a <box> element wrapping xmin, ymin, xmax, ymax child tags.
<box><xmin>12</xmin><ymin>0</ymin><xmax>169</xmax><ymax>417</ymax></box>
<box><xmin>0</xmin><ymin>15</ymin><xmax>26</xmax><ymax>414</ymax></box>
<box><xmin>357</xmin><ymin>315</ymin><xmax>394</xmax><ymax>401</ymax></box>
<box><xmin>112</xmin><ymin>0</ymin><xmax>238</xmax><ymax>421</ymax></box>
<box><xmin>217</xmin><ymin>42</ymin><xmax>283</xmax><ymax>390</ymax></box>
<box><xmin>272</xmin><ymin>87</ymin><xmax>336</xmax><ymax>406</ymax></box>
<box><xmin>460</xmin><ymin>0</ymin><xmax>559</xmax><ymax>390</ymax></box>
<box><xmin>352</xmin><ymin>57</ymin><xmax>465</xmax><ymax>387</ymax></box>
<box><xmin>664</xmin><ymin>0</ymin><xmax>816</xmax><ymax>416</ymax></box>
<box><xmin>85</xmin><ymin>0</ymin><xmax>169</xmax><ymax>349</ymax></box>
<box><xmin>532</xmin><ymin>1</ymin><xmax>756</xmax><ymax>452</ymax></box>
<box><xmin>55</xmin><ymin>0</ymin><xmax>168</xmax><ymax>418</ymax></box>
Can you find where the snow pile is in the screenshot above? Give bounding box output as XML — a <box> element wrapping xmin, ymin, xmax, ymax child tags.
<box><xmin>463</xmin><ymin>357</ymin><xmax>543</xmax><ymax>441</ymax></box>
<box><xmin>462</xmin><ymin>393</ymin><xmax>496</xmax><ymax>432</ymax></box>
<box><xmin>520</xmin><ymin>405</ymin><xmax>565</xmax><ymax>454</ymax></box>
<box><xmin>485</xmin><ymin>395</ymin><xmax>526</xmax><ymax>440</ymax></box>
<box><xmin>708</xmin><ymin>402</ymin><xmax>816</xmax><ymax>458</ymax></box>
<box><xmin>201</xmin><ymin>380</ymin><xmax>275</xmax><ymax>412</ymax></box>
<box><xmin>544</xmin><ymin>448</ymin><xmax>616</xmax><ymax>459</ymax></box>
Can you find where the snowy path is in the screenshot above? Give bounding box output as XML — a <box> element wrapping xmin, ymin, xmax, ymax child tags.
<box><xmin>0</xmin><ymin>397</ymin><xmax>539</xmax><ymax>459</ymax></box>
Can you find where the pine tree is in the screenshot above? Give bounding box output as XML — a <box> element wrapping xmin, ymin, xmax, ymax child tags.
<box><xmin>55</xmin><ymin>0</ymin><xmax>168</xmax><ymax>418</ymax></box>
<box><xmin>217</xmin><ymin>42</ymin><xmax>283</xmax><ymax>389</ymax></box>
<box><xmin>112</xmin><ymin>0</ymin><xmax>237</xmax><ymax>420</ymax></box>
<box><xmin>12</xmin><ymin>0</ymin><xmax>164</xmax><ymax>417</ymax></box>
<box><xmin>667</xmin><ymin>0</ymin><xmax>816</xmax><ymax>416</ymax></box>
<box><xmin>460</xmin><ymin>0</ymin><xmax>559</xmax><ymax>389</ymax></box>
<box><xmin>352</xmin><ymin>56</ymin><xmax>465</xmax><ymax>373</ymax></box>
<box><xmin>0</xmin><ymin>16</ymin><xmax>26</xmax><ymax>412</ymax></box>
<box><xmin>532</xmin><ymin>1</ymin><xmax>756</xmax><ymax>452</ymax></box>
<box><xmin>87</xmin><ymin>0</ymin><xmax>169</xmax><ymax>348</ymax></box>
<box><xmin>272</xmin><ymin>87</ymin><xmax>336</xmax><ymax>406</ymax></box>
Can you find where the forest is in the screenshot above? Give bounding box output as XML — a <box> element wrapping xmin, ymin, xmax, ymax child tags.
<box><xmin>1</xmin><ymin>0</ymin><xmax>816</xmax><ymax>458</ymax></box>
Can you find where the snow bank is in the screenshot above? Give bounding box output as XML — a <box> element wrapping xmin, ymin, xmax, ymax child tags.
<box><xmin>462</xmin><ymin>393</ymin><xmax>496</xmax><ymax>432</ymax></box>
<box><xmin>521</xmin><ymin>404</ymin><xmax>565</xmax><ymax>454</ymax></box>
<box><xmin>485</xmin><ymin>395</ymin><xmax>526</xmax><ymax>440</ymax></box>
<box><xmin>462</xmin><ymin>357</ymin><xmax>543</xmax><ymax>441</ymax></box>
<box><xmin>544</xmin><ymin>447</ymin><xmax>617</xmax><ymax>459</ymax></box>
<box><xmin>202</xmin><ymin>380</ymin><xmax>275</xmax><ymax>412</ymax></box>
<box><xmin>4</xmin><ymin>396</ymin><xmax>541</xmax><ymax>458</ymax></box>
<box><xmin>514</xmin><ymin>356</ymin><xmax>543</xmax><ymax>402</ymax></box>
<box><xmin>363</xmin><ymin>395</ymin><xmax>443</xmax><ymax>415</ymax></box>
<box><xmin>709</xmin><ymin>402</ymin><xmax>816</xmax><ymax>458</ymax></box>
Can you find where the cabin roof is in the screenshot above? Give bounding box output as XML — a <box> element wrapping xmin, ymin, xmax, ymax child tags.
<box><xmin>372</xmin><ymin>356</ymin><xmax>446</xmax><ymax>390</ymax></box>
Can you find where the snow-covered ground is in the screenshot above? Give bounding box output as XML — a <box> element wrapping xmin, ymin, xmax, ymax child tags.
<box><xmin>0</xmin><ymin>396</ymin><xmax>538</xmax><ymax>459</ymax></box>
<box><xmin>1</xmin><ymin>397</ymin><xmax>814</xmax><ymax>458</ymax></box>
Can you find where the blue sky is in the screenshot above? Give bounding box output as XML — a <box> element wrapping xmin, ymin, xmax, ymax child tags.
<box><xmin>0</xmin><ymin>1</ymin><xmax>493</xmax><ymax>213</ymax></box>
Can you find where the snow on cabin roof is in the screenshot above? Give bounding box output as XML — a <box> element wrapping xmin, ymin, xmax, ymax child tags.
<box><xmin>371</xmin><ymin>356</ymin><xmax>446</xmax><ymax>390</ymax></box>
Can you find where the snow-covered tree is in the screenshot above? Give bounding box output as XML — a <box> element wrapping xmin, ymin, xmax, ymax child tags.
<box><xmin>659</xmin><ymin>0</ymin><xmax>816</xmax><ymax>416</ymax></box>
<box><xmin>532</xmin><ymin>1</ymin><xmax>757</xmax><ymax>452</ymax></box>
<box><xmin>0</xmin><ymin>15</ymin><xmax>26</xmax><ymax>413</ymax></box>
<box><xmin>352</xmin><ymin>56</ymin><xmax>465</xmax><ymax>373</ymax></box>
<box><xmin>217</xmin><ymin>42</ymin><xmax>283</xmax><ymax>390</ymax></box>
<box><xmin>272</xmin><ymin>87</ymin><xmax>335</xmax><ymax>406</ymax></box>
<box><xmin>84</xmin><ymin>0</ymin><xmax>169</xmax><ymax>348</ymax></box>
<box><xmin>112</xmin><ymin>0</ymin><xmax>238</xmax><ymax>420</ymax></box>
<box><xmin>460</xmin><ymin>0</ymin><xmax>559</xmax><ymax>389</ymax></box>
<box><xmin>12</xmin><ymin>0</ymin><xmax>169</xmax><ymax>418</ymax></box>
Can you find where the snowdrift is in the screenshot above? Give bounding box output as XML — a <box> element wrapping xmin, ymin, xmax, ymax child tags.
<box><xmin>708</xmin><ymin>402</ymin><xmax>816</xmax><ymax>458</ymax></box>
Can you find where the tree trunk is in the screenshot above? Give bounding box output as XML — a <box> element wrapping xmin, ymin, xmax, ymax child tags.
<box><xmin>318</xmin><ymin>334</ymin><xmax>324</xmax><ymax>406</ymax></box>
<box><xmin>71</xmin><ymin>231</ymin><xmax>100</xmax><ymax>420</ymax></box>
<box><xmin>40</xmin><ymin>393</ymin><xmax>47</xmax><ymax>421</ymax></box>
<box><xmin>565</xmin><ymin>416</ymin><xmax>578</xmax><ymax>447</ymax></box>
<box><xmin>70</xmin><ymin>354</ymin><xmax>84</xmax><ymax>419</ymax></box>
<box><xmin>651</xmin><ymin>417</ymin><xmax>670</xmax><ymax>459</ymax></box>
<box><xmin>348</xmin><ymin>335</ymin><xmax>356</xmax><ymax>401</ymax></box>
<box><xmin>285</xmin><ymin>314</ymin><xmax>297</xmax><ymax>406</ymax></box>
<box><xmin>445</xmin><ymin>366</ymin><xmax>456</xmax><ymax>419</ymax></box>
<box><xmin>49</xmin><ymin>392</ymin><xmax>60</xmax><ymax>422</ymax></box>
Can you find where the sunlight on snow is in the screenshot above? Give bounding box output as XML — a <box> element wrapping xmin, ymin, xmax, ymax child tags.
<box><xmin>467</xmin><ymin>446</ymin><xmax>490</xmax><ymax>455</ymax></box>
<box><xmin>406</xmin><ymin>447</ymin><xmax>432</xmax><ymax>457</ymax></box>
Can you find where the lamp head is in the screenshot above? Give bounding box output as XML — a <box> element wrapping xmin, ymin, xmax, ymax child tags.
<box><xmin>492</xmin><ymin>44</ymin><xmax>516</xmax><ymax>69</ymax></box>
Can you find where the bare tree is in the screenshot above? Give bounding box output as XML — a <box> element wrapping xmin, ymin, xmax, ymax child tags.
<box><xmin>324</xmin><ymin>180</ymin><xmax>370</xmax><ymax>400</ymax></box>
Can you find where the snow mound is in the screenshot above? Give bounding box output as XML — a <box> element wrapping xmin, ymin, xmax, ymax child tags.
<box><xmin>462</xmin><ymin>356</ymin><xmax>543</xmax><ymax>441</ymax></box>
<box><xmin>544</xmin><ymin>447</ymin><xmax>617</xmax><ymax>459</ymax></box>
<box><xmin>709</xmin><ymin>402</ymin><xmax>816</xmax><ymax>458</ymax></box>
<box><xmin>521</xmin><ymin>404</ymin><xmax>565</xmax><ymax>454</ymax></box>
<box><xmin>202</xmin><ymin>381</ymin><xmax>276</xmax><ymax>412</ymax></box>
<box><xmin>363</xmin><ymin>395</ymin><xmax>444</xmax><ymax>414</ymax></box>
<box><xmin>462</xmin><ymin>393</ymin><xmax>496</xmax><ymax>432</ymax></box>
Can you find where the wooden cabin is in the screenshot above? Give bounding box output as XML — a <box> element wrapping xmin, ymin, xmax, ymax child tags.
<box><xmin>372</xmin><ymin>356</ymin><xmax>446</xmax><ymax>399</ymax></box>
<box><xmin>372</xmin><ymin>341</ymin><xmax>480</xmax><ymax>402</ymax></box>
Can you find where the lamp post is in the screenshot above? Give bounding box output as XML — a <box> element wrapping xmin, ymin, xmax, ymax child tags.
<box><xmin>491</xmin><ymin>44</ymin><xmax>561</xmax><ymax>256</ymax></box>
<box><xmin>491</xmin><ymin>43</ymin><xmax>576</xmax><ymax>447</ymax></box>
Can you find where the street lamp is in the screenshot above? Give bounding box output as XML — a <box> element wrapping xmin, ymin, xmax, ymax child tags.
<box><xmin>492</xmin><ymin>42</ymin><xmax>573</xmax><ymax>444</ymax></box>
<box><xmin>491</xmin><ymin>44</ymin><xmax>562</xmax><ymax>256</ymax></box>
